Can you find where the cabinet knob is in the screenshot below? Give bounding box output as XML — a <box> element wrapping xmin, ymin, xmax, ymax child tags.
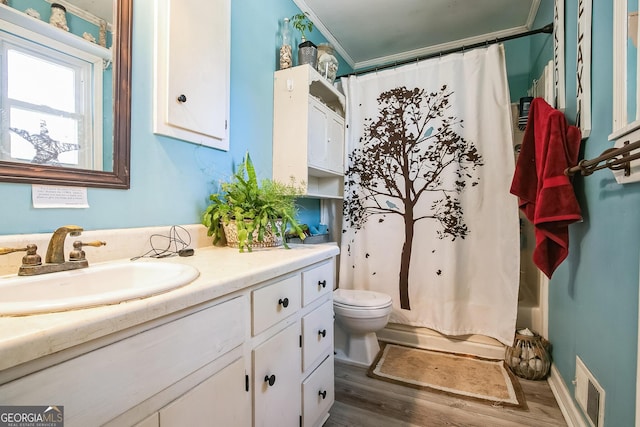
<box><xmin>278</xmin><ymin>297</ymin><xmax>289</xmax><ymax>308</ymax></box>
<box><xmin>264</xmin><ymin>374</ymin><xmax>276</xmax><ymax>387</ymax></box>
<box><xmin>318</xmin><ymin>329</ymin><xmax>327</xmax><ymax>338</ymax></box>
<box><xmin>177</xmin><ymin>94</ymin><xmax>187</xmax><ymax>103</ymax></box>
<box><xmin>319</xmin><ymin>390</ymin><xmax>327</xmax><ymax>399</ymax></box>
<box><xmin>318</xmin><ymin>280</ymin><xmax>327</xmax><ymax>288</ymax></box>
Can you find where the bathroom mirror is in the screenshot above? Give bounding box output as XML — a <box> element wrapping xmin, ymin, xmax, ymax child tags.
<box><xmin>612</xmin><ymin>0</ymin><xmax>640</xmax><ymax>135</ymax></box>
<box><xmin>0</xmin><ymin>0</ymin><xmax>131</xmax><ymax>189</ymax></box>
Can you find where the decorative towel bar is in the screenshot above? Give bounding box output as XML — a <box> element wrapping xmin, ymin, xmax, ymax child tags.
<box><xmin>564</xmin><ymin>139</ymin><xmax>640</xmax><ymax>177</ymax></box>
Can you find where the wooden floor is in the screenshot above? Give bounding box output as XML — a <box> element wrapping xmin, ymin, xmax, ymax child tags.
<box><xmin>324</xmin><ymin>360</ymin><xmax>567</xmax><ymax>427</ymax></box>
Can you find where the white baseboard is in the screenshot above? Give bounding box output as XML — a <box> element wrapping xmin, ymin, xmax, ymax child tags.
<box><xmin>376</xmin><ymin>323</ymin><xmax>506</xmax><ymax>359</ymax></box>
<box><xmin>547</xmin><ymin>364</ymin><xmax>586</xmax><ymax>427</ymax></box>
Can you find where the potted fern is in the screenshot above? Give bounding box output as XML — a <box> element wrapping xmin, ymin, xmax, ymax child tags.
<box><xmin>202</xmin><ymin>152</ymin><xmax>306</xmax><ymax>252</ymax></box>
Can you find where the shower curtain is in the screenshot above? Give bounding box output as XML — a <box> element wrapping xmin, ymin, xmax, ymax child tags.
<box><xmin>339</xmin><ymin>44</ymin><xmax>520</xmax><ymax>346</ymax></box>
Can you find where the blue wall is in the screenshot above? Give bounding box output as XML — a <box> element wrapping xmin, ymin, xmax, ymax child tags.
<box><xmin>0</xmin><ymin>0</ymin><xmax>345</xmax><ymax>235</ymax></box>
<box><xmin>549</xmin><ymin>1</ymin><xmax>640</xmax><ymax>425</ymax></box>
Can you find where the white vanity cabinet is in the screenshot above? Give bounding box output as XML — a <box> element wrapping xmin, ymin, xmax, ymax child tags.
<box><xmin>0</xmin><ymin>253</ymin><xmax>337</xmax><ymax>427</ymax></box>
<box><xmin>0</xmin><ymin>296</ymin><xmax>249</xmax><ymax>427</ymax></box>
<box><xmin>153</xmin><ymin>0</ymin><xmax>230</xmax><ymax>150</ymax></box>
<box><xmin>273</xmin><ymin>64</ymin><xmax>346</xmax><ymax>199</ymax></box>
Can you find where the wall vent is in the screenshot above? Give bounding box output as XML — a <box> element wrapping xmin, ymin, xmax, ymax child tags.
<box><xmin>575</xmin><ymin>356</ymin><xmax>605</xmax><ymax>427</ymax></box>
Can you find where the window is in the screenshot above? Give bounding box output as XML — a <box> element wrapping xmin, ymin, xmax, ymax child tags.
<box><xmin>0</xmin><ymin>24</ymin><xmax>103</xmax><ymax>169</ymax></box>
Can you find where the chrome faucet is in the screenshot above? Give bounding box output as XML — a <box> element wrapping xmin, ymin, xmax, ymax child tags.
<box><xmin>0</xmin><ymin>225</ymin><xmax>106</xmax><ymax>276</ymax></box>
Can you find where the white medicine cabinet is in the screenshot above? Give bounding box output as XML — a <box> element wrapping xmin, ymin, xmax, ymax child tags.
<box><xmin>153</xmin><ymin>0</ymin><xmax>230</xmax><ymax>150</ymax></box>
<box><xmin>273</xmin><ymin>64</ymin><xmax>346</xmax><ymax>199</ymax></box>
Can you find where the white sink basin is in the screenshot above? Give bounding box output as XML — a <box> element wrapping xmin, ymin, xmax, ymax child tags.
<box><xmin>0</xmin><ymin>261</ymin><xmax>200</xmax><ymax>316</ymax></box>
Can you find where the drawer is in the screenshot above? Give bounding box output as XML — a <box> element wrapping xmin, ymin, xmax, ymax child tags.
<box><xmin>302</xmin><ymin>260</ymin><xmax>334</xmax><ymax>306</ymax></box>
<box><xmin>252</xmin><ymin>274</ymin><xmax>301</xmax><ymax>336</ymax></box>
<box><xmin>302</xmin><ymin>354</ymin><xmax>334</xmax><ymax>427</ymax></box>
<box><xmin>302</xmin><ymin>300</ymin><xmax>333</xmax><ymax>372</ymax></box>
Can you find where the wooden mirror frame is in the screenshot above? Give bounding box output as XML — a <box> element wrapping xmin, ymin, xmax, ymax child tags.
<box><xmin>0</xmin><ymin>0</ymin><xmax>132</xmax><ymax>189</ymax></box>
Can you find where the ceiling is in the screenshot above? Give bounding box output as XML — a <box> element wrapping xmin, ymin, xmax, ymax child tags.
<box><xmin>56</xmin><ymin>1</ymin><xmax>542</xmax><ymax>71</ymax></box>
<box><xmin>293</xmin><ymin>0</ymin><xmax>542</xmax><ymax>70</ymax></box>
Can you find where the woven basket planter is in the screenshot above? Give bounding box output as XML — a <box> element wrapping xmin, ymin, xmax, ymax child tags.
<box><xmin>505</xmin><ymin>330</ymin><xmax>551</xmax><ymax>380</ymax></box>
<box><xmin>222</xmin><ymin>219</ymin><xmax>283</xmax><ymax>249</ymax></box>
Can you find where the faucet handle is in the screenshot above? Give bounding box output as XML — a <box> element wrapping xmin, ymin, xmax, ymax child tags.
<box><xmin>69</xmin><ymin>240</ymin><xmax>106</xmax><ymax>261</ymax></box>
<box><xmin>23</xmin><ymin>244</ymin><xmax>42</xmax><ymax>266</ymax></box>
<box><xmin>0</xmin><ymin>244</ymin><xmax>42</xmax><ymax>266</ymax></box>
<box><xmin>0</xmin><ymin>246</ymin><xmax>28</xmax><ymax>255</ymax></box>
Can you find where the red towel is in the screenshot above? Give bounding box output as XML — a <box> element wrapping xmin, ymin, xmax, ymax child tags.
<box><xmin>510</xmin><ymin>98</ymin><xmax>582</xmax><ymax>278</ymax></box>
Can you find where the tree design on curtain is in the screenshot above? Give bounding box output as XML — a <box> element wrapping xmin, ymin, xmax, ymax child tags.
<box><xmin>344</xmin><ymin>85</ymin><xmax>484</xmax><ymax>310</ymax></box>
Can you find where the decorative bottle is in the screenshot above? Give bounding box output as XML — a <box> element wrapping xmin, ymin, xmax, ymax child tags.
<box><xmin>317</xmin><ymin>43</ymin><xmax>339</xmax><ymax>83</ymax></box>
<box><xmin>279</xmin><ymin>18</ymin><xmax>293</xmax><ymax>70</ymax></box>
<box><xmin>49</xmin><ymin>3</ymin><xmax>69</xmax><ymax>31</ymax></box>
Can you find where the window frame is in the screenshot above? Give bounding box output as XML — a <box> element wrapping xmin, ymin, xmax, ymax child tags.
<box><xmin>0</xmin><ymin>20</ymin><xmax>104</xmax><ymax>170</ymax></box>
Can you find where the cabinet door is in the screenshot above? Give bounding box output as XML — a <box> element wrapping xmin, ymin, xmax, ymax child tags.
<box><xmin>160</xmin><ymin>357</ymin><xmax>250</xmax><ymax>427</ymax></box>
<box><xmin>308</xmin><ymin>97</ymin><xmax>328</xmax><ymax>170</ymax></box>
<box><xmin>308</xmin><ymin>96</ymin><xmax>344</xmax><ymax>174</ymax></box>
<box><xmin>134</xmin><ymin>413</ymin><xmax>159</xmax><ymax>427</ymax></box>
<box><xmin>253</xmin><ymin>322</ymin><xmax>301</xmax><ymax>427</ymax></box>
<box><xmin>154</xmin><ymin>0</ymin><xmax>229</xmax><ymax>150</ymax></box>
<box><xmin>326</xmin><ymin>113</ymin><xmax>344</xmax><ymax>174</ymax></box>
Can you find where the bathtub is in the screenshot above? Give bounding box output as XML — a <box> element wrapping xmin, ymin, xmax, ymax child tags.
<box><xmin>516</xmin><ymin>280</ymin><xmax>544</xmax><ymax>334</ymax></box>
<box><xmin>376</xmin><ymin>275</ymin><xmax>549</xmax><ymax>359</ymax></box>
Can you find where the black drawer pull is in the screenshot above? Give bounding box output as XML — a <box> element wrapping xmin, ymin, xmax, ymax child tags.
<box><xmin>278</xmin><ymin>297</ymin><xmax>289</xmax><ymax>308</ymax></box>
<box><xmin>318</xmin><ymin>329</ymin><xmax>327</xmax><ymax>338</ymax></box>
<box><xmin>264</xmin><ymin>374</ymin><xmax>276</xmax><ymax>386</ymax></box>
<box><xmin>318</xmin><ymin>280</ymin><xmax>327</xmax><ymax>288</ymax></box>
<box><xmin>319</xmin><ymin>390</ymin><xmax>327</xmax><ymax>399</ymax></box>
<box><xmin>177</xmin><ymin>94</ymin><xmax>187</xmax><ymax>103</ymax></box>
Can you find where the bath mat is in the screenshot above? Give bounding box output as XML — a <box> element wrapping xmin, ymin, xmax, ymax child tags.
<box><xmin>367</xmin><ymin>343</ymin><xmax>527</xmax><ymax>409</ymax></box>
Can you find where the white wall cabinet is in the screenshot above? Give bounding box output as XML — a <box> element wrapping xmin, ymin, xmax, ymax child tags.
<box><xmin>0</xmin><ymin>258</ymin><xmax>336</xmax><ymax>427</ymax></box>
<box><xmin>153</xmin><ymin>0</ymin><xmax>230</xmax><ymax>150</ymax></box>
<box><xmin>273</xmin><ymin>65</ymin><xmax>346</xmax><ymax>199</ymax></box>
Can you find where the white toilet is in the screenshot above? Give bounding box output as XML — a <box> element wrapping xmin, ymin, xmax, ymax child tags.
<box><xmin>333</xmin><ymin>288</ymin><xmax>393</xmax><ymax>367</ymax></box>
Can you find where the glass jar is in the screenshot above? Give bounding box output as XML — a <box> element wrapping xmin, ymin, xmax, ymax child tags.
<box><xmin>279</xmin><ymin>18</ymin><xmax>293</xmax><ymax>70</ymax></box>
<box><xmin>317</xmin><ymin>43</ymin><xmax>339</xmax><ymax>83</ymax></box>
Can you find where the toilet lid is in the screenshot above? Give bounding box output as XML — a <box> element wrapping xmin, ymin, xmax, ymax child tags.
<box><xmin>333</xmin><ymin>289</ymin><xmax>392</xmax><ymax>308</ymax></box>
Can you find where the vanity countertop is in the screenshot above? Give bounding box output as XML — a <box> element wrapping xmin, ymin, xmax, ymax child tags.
<box><xmin>0</xmin><ymin>244</ymin><xmax>339</xmax><ymax>373</ymax></box>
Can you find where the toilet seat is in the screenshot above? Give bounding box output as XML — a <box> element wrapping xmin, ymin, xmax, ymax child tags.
<box><xmin>333</xmin><ymin>289</ymin><xmax>392</xmax><ymax>310</ymax></box>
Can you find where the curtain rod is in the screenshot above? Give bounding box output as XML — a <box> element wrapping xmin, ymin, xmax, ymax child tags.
<box><xmin>565</xmin><ymin>140</ymin><xmax>640</xmax><ymax>177</ymax></box>
<box><xmin>338</xmin><ymin>23</ymin><xmax>554</xmax><ymax>79</ymax></box>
